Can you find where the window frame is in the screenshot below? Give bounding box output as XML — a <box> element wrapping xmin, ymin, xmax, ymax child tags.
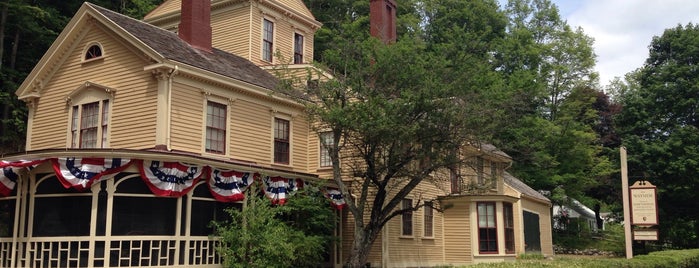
<box><xmin>273</xmin><ymin>117</ymin><xmax>290</xmax><ymax>165</ymax></box>
<box><xmin>477</xmin><ymin>202</ymin><xmax>498</xmax><ymax>254</ymax></box>
<box><xmin>262</xmin><ymin>18</ymin><xmax>274</xmax><ymax>62</ymax></box>
<box><xmin>423</xmin><ymin>200</ymin><xmax>434</xmax><ymax>238</ymax></box>
<box><xmin>205</xmin><ymin>100</ymin><xmax>228</xmax><ymax>154</ymax></box>
<box><xmin>319</xmin><ymin>131</ymin><xmax>333</xmax><ymax>168</ymax></box>
<box><xmin>293</xmin><ymin>32</ymin><xmax>304</xmax><ymax>64</ymax></box>
<box><xmin>504</xmin><ymin>202</ymin><xmax>515</xmax><ymax>254</ymax></box>
<box><xmin>70</xmin><ymin>99</ymin><xmax>111</xmax><ymax>149</ymax></box>
<box><xmin>401</xmin><ymin>198</ymin><xmax>413</xmax><ymax>236</ymax></box>
<box><xmin>83</xmin><ymin>43</ymin><xmax>104</xmax><ymax>62</ymax></box>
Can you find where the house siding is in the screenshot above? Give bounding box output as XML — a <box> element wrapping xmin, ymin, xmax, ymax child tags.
<box><xmin>443</xmin><ymin>200</ymin><xmax>473</xmax><ymax>265</ymax></box>
<box><xmin>211</xmin><ymin>3</ymin><xmax>252</xmax><ymax>60</ymax></box>
<box><xmin>169</xmin><ymin>81</ymin><xmax>205</xmax><ymax>152</ymax></box>
<box><xmin>29</xmin><ymin>24</ymin><xmax>156</xmax><ymax>150</ymax></box>
<box><xmin>385</xmin><ymin>181</ymin><xmax>447</xmax><ymax>267</ymax></box>
<box><xmin>522</xmin><ymin>198</ymin><xmax>554</xmax><ymax>256</ymax></box>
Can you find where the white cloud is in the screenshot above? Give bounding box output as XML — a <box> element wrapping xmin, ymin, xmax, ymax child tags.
<box><xmin>559</xmin><ymin>0</ymin><xmax>699</xmax><ymax>86</ymax></box>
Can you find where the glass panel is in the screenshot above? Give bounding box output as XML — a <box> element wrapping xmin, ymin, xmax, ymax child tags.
<box><xmin>33</xmin><ymin>196</ymin><xmax>91</xmax><ymax>236</ymax></box>
<box><xmin>112</xmin><ymin>196</ymin><xmax>177</xmax><ymax>235</ymax></box>
<box><xmin>0</xmin><ymin>199</ymin><xmax>16</xmax><ymax>237</ymax></box>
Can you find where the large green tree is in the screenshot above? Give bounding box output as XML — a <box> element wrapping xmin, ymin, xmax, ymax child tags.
<box><xmin>617</xmin><ymin>23</ymin><xmax>699</xmax><ymax>248</ymax></box>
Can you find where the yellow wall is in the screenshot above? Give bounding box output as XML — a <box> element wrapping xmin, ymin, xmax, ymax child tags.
<box><xmin>522</xmin><ymin>198</ymin><xmax>554</xmax><ymax>256</ymax></box>
<box><xmin>29</xmin><ymin>23</ymin><xmax>157</xmax><ymax>150</ymax></box>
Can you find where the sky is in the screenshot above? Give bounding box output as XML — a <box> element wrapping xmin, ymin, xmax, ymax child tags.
<box><xmin>549</xmin><ymin>0</ymin><xmax>699</xmax><ymax>87</ymax></box>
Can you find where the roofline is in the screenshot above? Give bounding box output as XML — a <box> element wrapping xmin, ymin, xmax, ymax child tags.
<box><xmin>1</xmin><ymin>148</ymin><xmax>319</xmax><ymax>180</ymax></box>
<box><xmin>16</xmin><ymin>3</ymin><xmax>165</xmax><ymax>100</ymax></box>
<box><xmin>144</xmin><ymin>0</ymin><xmax>322</xmax><ymax>31</ymax></box>
<box><xmin>144</xmin><ymin>62</ymin><xmax>305</xmax><ymax>108</ymax></box>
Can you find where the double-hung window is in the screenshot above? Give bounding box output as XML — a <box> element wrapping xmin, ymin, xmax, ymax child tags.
<box><xmin>262</xmin><ymin>19</ymin><xmax>274</xmax><ymax>62</ymax></box>
<box><xmin>293</xmin><ymin>33</ymin><xmax>304</xmax><ymax>64</ymax></box>
<box><xmin>424</xmin><ymin>201</ymin><xmax>434</xmax><ymax>237</ymax></box>
<box><xmin>504</xmin><ymin>203</ymin><xmax>515</xmax><ymax>253</ymax></box>
<box><xmin>319</xmin><ymin>131</ymin><xmax>333</xmax><ymax>168</ymax></box>
<box><xmin>477</xmin><ymin>202</ymin><xmax>498</xmax><ymax>254</ymax></box>
<box><xmin>71</xmin><ymin>100</ymin><xmax>109</xmax><ymax>148</ymax></box>
<box><xmin>205</xmin><ymin>101</ymin><xmax>227</xmax><ymax>154</ymax></box>
<box><xmin>401</xmin><ymin>199</ymin><xmax>413</xmax><ymax>236</ymax></box>
<box><xmin>274</xmin><ymin>118</ymin><xmax>290</xmax><ymax>164</ymax></box>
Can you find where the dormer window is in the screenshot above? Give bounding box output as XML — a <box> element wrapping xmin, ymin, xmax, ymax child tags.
<box><xmin>84</xmin><ymin>44</ymin><xmax>103</xmax><ymax>60</ymax></box>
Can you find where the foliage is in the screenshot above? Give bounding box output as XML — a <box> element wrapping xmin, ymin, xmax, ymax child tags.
<box><xmin>616</xmin><ymin>23</ymin><xmax>699</xmax><ymax>248</ymax></box>
<box><xmin>212</xmin><ymin>185</ymin><xmax>335</xmax><ymax>268</ymax></box>
<box><xmin>0</xmin><ymin>0</ymin><xmax>164</xmax><ymax>153</ymax></box>
<box><xmin>469</xmin><ymin>249</ymin><xmax>699</xmax><ymax>268</ymax></box>
<box><xmin>554</xmin><ymin>222</ymin><xmax>625</xmax><ymax>255</ymax></box>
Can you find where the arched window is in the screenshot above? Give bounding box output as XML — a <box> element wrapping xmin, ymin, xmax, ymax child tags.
<box><xmin>85</xmin><ymin>44</ymin><xmax>102</xmax><ymax>60</ymax></box>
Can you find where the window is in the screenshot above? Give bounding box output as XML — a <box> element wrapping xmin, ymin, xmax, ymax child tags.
<box><xmin>401</xmin><ymin>199</ymin><xmax>413</xmax><ymax>236</ymax></box>
<box><xmin>274</xmin><ymin>118</ymin><xmax>290</xmax><ymax>164</ymax></box>
<box><xmin>205</xmin><ymin>101</ymin><xmax>227</xmax><ymax>154</ymax></box>
<box><xmin>477</xmin><ymin>157</ymin><xmax>485</xmax><ymax>184</ymax></box>
<box><xmin>71</xmin><ymin>100</ymin><xmax>109</xmax><ymax>148</ymax></box>
<box><xmin>294</xmin><ymin>33</ymin><xmax>304</xmax><ymax>64</ymax></box>
<box><xmin>262</xmin><ymin>19</ymin><xmax>274</xmax><ymax>62</ymax></box>
<box><xmin>84</xmin><ymin>44</ymin><xmax>102</xmax><ymax>60</ymax></box>
<box><xmin>319</xmin><ymin>131</ymin><xmax>333</xmax><ymax>167</ymax></box>
<box><xmin>477</xmin><ymin>202</ymin><xmax>497</xmax><ymax>254</ymax></box>
<box><xmin>504</xmin><ymin>203</ymin><xmax>515</xmax><ymax>253</ymax></box>
<box><xmin>450</xmin><ymin>167</ymin><xmax>460</xmax><ymax>193</ymax></box>
<box><xmin>424</xmin><ymin>201</ymin><xmax>433</xmax><ymax>237</ymax></box>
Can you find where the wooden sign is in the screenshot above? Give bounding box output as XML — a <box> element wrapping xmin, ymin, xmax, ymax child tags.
<box><xmin>630</xmin><ymin>181</ymin><xmax>658</xmax><ymax>225</ymax></box>
<box><xmin>633</xmin><ymin>229</ymin><xmax>658</xmax><ymax>241</ymax></box>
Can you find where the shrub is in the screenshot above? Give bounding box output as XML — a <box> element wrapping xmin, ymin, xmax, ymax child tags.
<box><xmin>212</xmin><ymin>184</ymin><xmax>336</xmax><ymax>268</ymax></box>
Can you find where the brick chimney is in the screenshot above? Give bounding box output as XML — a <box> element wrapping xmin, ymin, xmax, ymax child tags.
<box><xmin>370</xmin><ymin>0</ymin><xmax>397</xmax><ymax>44</ymax></box>
<box><xmin>178</xmin><ymin>0</ymin><xmax>212</xmax><ymax>52</ymax></box>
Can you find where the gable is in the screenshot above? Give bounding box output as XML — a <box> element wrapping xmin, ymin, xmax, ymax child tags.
<box><xmin>15</xmin><ymin>4</ymin><xmax>163</xmax><ymax>100</ymax></box>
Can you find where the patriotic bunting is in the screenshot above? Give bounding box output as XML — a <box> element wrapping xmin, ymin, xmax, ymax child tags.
<box><xmin>139</xmin><ymin>160</ymin><xmax>204</xmax><ymax>197</ymax></box>
<box><xmin>52</xmin><ymin>158</ymin><xmax>132</xmax><ymax>190</ymax></box>
<box><xmin>0</xmin><ymin>159</ymin><xmax>46</xmax><ymax>197</ymax></box>
<box><xmin>262</xmin><ymin>176</ymin><xmax>303</xmax><ymax>205</ymax></box>
<box><xmin>208</xmin><ymin>168</ymin><xmax>256</xmax><ymax>202</ymax></box>
<box><xmin>324</xmin><ymin>188</ymin><xmax>347</xmax><ymax>210</ymax></box>
<box><xmin>0</xmin><ymin>157</ymin><xmax>347</xmax><ymax>208</ymax></box>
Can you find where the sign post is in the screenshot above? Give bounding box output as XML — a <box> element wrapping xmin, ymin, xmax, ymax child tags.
<box><xmin>620</xmin><ymin>147</ymin><xmax>633</xmax><ymax>259</ymax></box>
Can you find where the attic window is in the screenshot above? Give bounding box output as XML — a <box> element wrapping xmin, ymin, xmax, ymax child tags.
<box><xmin>84</xmin><ymin>44</ymin><xmax>103</xmax><ymax>60</ymax></box>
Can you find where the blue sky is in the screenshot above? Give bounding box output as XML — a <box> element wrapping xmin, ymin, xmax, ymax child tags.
<box><xmin>499</xmin><ymin>0</ymin><xmax>699</xmax><ymax>87</ymax></box>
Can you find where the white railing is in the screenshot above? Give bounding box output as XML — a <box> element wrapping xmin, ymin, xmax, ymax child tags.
<box><xmin>1</xmin><ymin>236</ymin><xmax>222</xmax><ymax>268</ymax></box>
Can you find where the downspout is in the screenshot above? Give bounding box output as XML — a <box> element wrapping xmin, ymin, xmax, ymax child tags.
<box><xmin>166</xmin><ymin>65</ymin><xmax>179</xmax><ymax>151</ymax></box>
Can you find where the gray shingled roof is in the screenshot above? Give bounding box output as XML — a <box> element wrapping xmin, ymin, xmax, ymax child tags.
<box><xmin>503</xmin><ymin>172</ymin><xmax>550</xmax><ymax>202</ymax></box>
<box><xmin>89</xmin><ymin>3</ymin><xmax>279</xmax><ymax>91</ymax></box>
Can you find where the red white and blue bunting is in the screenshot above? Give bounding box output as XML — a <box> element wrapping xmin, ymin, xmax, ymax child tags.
<box><xmin>138</xmin><ymin>160</ymin><xmax>204</xmax><ymax>197</ymax></box>
<box><xmin>52</xmin><ymin>158</ymin><xmax>132</xmax><ymax>190</ymax></box>
<box><xmin>324</xmin><ymin>188</ymin><xmax>347</xmax><ymax>210</ymax></box>
<box><xmin>262</xmin><ymin>176</ymin><xmax>304</xmax><ymax>205</ymax></box>
<box><xmin>0</xmin><ymin>160</ymin><xmax>44</xmax><ymax>196</ymax></box>
<box><xmin>0</xmin><ymin>157</ymin><xmax>346</xmax><ymax>209</ymax></box>
<box><xmin>208</xmin><ymin>168</ymin><xmax>256</xmax><ymax>202</ymax></box>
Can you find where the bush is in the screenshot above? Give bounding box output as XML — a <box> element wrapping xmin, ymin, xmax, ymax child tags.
<box><xmin>212</xmin><ymin>184</ymin><xmax>336</xmax><ymax>268</ymax></box>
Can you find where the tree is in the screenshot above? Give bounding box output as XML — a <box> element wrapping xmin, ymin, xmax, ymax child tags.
<box><xmin>213</xmin><ymin>184</ymin><xmax>335</xmax><ymax>268</ymax></box>
<box><xmin>617</xmin><ymin>23</ymin><xmax>699</xmax><ymax>248</ymax></box>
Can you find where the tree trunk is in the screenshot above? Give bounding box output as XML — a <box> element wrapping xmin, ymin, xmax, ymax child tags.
<box><xmin>346</xmin><ymin>225</ymin><xmax>375</xmax><ymax>268</ymax></box>
<box><xmin>0</xmin><ymin>3</ymin><xmax>7</xmax><ymax>71</ymax></box>
<box><xmin>10</xmin><ymin>30</ymin><xmax>18</xmax><ymax>69</ymax></box>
